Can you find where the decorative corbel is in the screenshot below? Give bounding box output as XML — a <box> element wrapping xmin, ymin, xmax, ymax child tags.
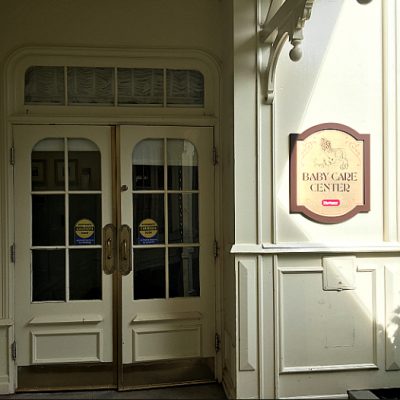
<box><xmin>260</xmin><ymin>0</ymin><xmax>314</xmax><ymax>105</ymax></box>
<box><xmin>260</xmin><ymin>0</ymin><xmax>373</xmax><ymax>105</ymax></box>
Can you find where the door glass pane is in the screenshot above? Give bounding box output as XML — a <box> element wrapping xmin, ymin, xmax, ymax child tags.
<box><xmin>69</xmin><ymin>249</ymin><xmax>102</xmax><ymax>300</ymax></box>
<box><xmin>169</xmin><ymin>247</ymin><xmax>199</xmax><ymax>297</ymax></box>
<box><xmin>167</xmin><ymin>140</ymin><xmax>198</xmax><ymax>190</ymax></box>
<box><xmin>134</xmin><ymin>248</ymin><xmax>165</xmax><ymax>299</ymax></box>
<box><xmin>32</xmin><ymin>138</ymin><xmax>64</xmax><ymax>191</ymax></box>
<box><xmin>168</xmin><ymin>194</ymin><xmax>199</xmax><ymax>243</ymax></box>
<box><xmin>32</xmin><ymin>195</ymin><xmax>65</xmax><ymax>246</ymax></box>
<box><xmin>132</xmin><ymin>139</ymin><xmax>164</xmax><ymax>190</ymax></box>
<box><xmin>69</xmin><ymin>195</ymin><xmax>101</xmax><ymax>245</ymax></box>
<box><xmin>32</xmin><ymin>250</ymin><xmax>66</xmax><ymax>302</ymax></box>
<box><xmin>68</xmin><ymin>139</ymin><xmax>101</xmax><ymax>190</ymax></box>
<box><xmin>133</xmin><ymin>194</ymin><xmax>165</xmax><ymax>245</ymax></box>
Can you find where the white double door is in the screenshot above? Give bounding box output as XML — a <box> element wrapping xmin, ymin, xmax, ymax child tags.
<box><xmin>13</xmin><ymin>124</ymin><xmax>215</xmax><ymax>389</ymax></box>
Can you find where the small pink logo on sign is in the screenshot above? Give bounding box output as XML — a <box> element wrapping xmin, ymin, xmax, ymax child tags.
<box><xmin>322</xmin><ymin>199</ymin><xmax>341</xmax><ymax>206</ymax></box>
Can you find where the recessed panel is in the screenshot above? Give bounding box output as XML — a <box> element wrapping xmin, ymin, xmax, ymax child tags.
<box><xmin>279</xmin><ymin>266</ymin><xmax>376</xmax><ymax>372</ymax></box>
<box><xmin>31</xmin><ymin>330</ymin><xmax>102</xmax><ymax>364</ymax></box>
<box><xmin>0</xmin><ymin>327</ymin><xmax>8</xmax><ymax>376</ymax></box>
<box><xmin>132</xmin><ymin>326</ymin><xmax>201</xmax><ymax>362</ymax></box>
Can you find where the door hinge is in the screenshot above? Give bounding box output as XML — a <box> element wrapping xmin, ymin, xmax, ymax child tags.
<box><xmin>212</xmin><ymin>146</ymin><xmax>218</xmax><ymax>166</ymax></box>
<box><xmin>11</xmin><ymin>341</ymin><xmax>16</xmax><ymax>361</ymax></box>
<box><xmin>9</xmin><ymin>147</ymin><xmax>15</xmax><ymax>165</ymax></box>
<box><xmin>10</xmin><ymin>243</ymin><xmax>15</xmax><ymax>263</ymax></box>
<box><xmin>213</xmin><ymin>240</ymin><xmax>219</xmax><ymax>258</ymax></box>
<box><xmin>215</xmin><ymin>333</ymin><xmax>221</xmax><ymax>353</ymax></box>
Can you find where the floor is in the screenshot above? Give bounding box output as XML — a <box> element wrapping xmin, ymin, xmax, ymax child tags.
<box><xmin>0</xmin><ymin>383</ymin><xmax>227</xmax><ymax>400</ymax></box>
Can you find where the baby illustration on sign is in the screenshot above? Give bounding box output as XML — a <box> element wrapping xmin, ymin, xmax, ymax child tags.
<box><xmin>314</xmin><ymin>137</ymin><xmax>349</xmax><ymax>170</ymax></box>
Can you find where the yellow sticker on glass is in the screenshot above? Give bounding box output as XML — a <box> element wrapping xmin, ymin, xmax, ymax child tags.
<box><xmin>74</xmin><ymin>218</ymin><xmax>95</xmax><ymax>245</ymax></box>
<box><xmin>138</xmin><ymin>218</ymin><xmax>158</xmax><ymax>244</ymax></box>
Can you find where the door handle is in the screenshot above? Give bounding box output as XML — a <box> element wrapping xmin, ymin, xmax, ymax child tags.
<box><xmin>119</xmin><ymin>225</ymin><xmax>132</xmax><ymax>276</ymax></box>
<box><xmin>102</xmin><ymin>224</ymin><xmax>116</xmax><ymax>274</ymax></box>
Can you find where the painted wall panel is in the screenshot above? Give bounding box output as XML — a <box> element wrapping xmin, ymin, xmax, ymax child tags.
<box><xmin>233</xmin><ymin>0</ymin><xmax>258</xmax><ymax>244</ymax></box>
<box><xmin>278</xmin><ymin>264</ymin><xmax>376</xmax><ymax>372</ymax></box>
<box><xmin>274</xmin><ymin>0</ymin><xmax>383</xmax><ymax>244</ymax></box>
<box><xmin>0</xmin><ymin>327</ymin><xmax>8</xmax><ymax>377</ymax></box>
<box><xmin>259</xmin><ymin>256</ymin><xmax>275</xmax><ymax>400</ymax></box>
<box><xmin>385</xmin><ymin>264</ymin><xmax>400</xmax><ymax>370</ymax></box>
<box><xmin>275</xmin><ymin>255</ymin><xmax>400</xmax><ymax>398</ymax></box>
<box><xmin>238</xmin><ymin>260</ymin><xmax>257</xmax><ymax>371</ymax></box>
<box><xmin>236</xmin><ymin>257</ymin><xmax>259</xmax><ymax>399</ymax></box>
<box><xmin>0</xmin><ymin>326</ymin><xmax>10</xmax><ymax>394</ymax></box>
<box><xmin>0</xmin><ymin>0</ymin><xmax>223</xmax><ymax>62</ymax></box>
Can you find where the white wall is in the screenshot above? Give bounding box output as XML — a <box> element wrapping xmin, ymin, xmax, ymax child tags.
<box><xmin>0</xmin><ymin>0</ymin><xmax>224</xmax><ymax>61</ymax></box>
<box><xmin>233</xmin><ymin>0</ymin><xmax>400</xmax><ymax>398</ymax></box>
<box><xmin>275</xmin><ymin>0</ymin><xmax>384</xmax><ymax>245</ymax></box>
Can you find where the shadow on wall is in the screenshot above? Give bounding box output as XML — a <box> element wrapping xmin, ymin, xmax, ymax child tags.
<box><xmin>270</xmin><ymin>0</ymin><xmax>344</xmax><ymax>125</ymax></box>
<box><xmin>387</xmin><ymin>306</ymin><xmax>400</xmax><ymax>369</ymax></box>
<box><xmin>270</xmin><ymin>1</ymin><xmax>345</xmax><ymax>242</ymax></box>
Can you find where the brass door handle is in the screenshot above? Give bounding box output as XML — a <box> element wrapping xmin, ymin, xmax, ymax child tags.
<box><xmin>119</xmin><ymin>225</ymin><xmax>132</xmax><ymax>276</ymax></box>
<box><xmin>102</xmin><ymin>224</ymin><xmax>116</xmax><ymax>274</ymax></box>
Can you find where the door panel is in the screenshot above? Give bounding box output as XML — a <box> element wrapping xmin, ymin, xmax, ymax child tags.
<box><xmin>14</xmin><ymin>125</ymin><xmax>115</xmax><ymax>389</ymax></box>
<box><xmin>13</xmin><ymin>124</ymin><xmax>215</xmax><ymax>390</ymax></box>
<box><xmin>120</xmin><ymin>126</ymin><xmax>215</xmax><ymax>370</ymax></box>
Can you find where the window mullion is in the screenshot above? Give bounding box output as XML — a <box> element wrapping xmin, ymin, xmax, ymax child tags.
<box><xmin>164</xmin><ymin>138</ymin><xmax>169</xmax><ymax>299</ymax></box>
<box><xmin>114</xmin><ymin>67</ymin><xmax>118</xmax><ymax>106</ymax></box>
<box><xmin>64</xmin><ymin>66</ymin><xmax>68</xmax><ymax>105</ymax></box>
<box><xmin>163</xmin><ymin>69</ymin><xmax>167</xmax><ymax>108</ymax></box>
<box><xmin>64</xmin><ymin>138</ymin><xmax>70</xmax><ymax>302</ymax></box>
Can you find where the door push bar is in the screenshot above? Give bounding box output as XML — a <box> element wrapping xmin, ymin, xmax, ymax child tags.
<box><xmin>102</xmin><ymin>224</ymin><xmax>132</xmax><ymax>275</ymax></box>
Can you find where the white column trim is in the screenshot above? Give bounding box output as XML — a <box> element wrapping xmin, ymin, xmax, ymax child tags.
<box><xmin>382</xmin><ymin>0</ymin><xmax>399</xmax><ymax>241</ymax></box>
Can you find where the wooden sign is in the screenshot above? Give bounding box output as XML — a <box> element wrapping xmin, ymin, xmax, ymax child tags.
<box><xmin>290</xmin><ymin>123</ymin><xmax>370</xmax><ymax>224</ymax></box>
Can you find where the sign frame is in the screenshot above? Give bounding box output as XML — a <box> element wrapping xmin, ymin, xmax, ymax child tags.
<box><xmin>289</xmin><ymin>123</ymin><xmax>370</xmax><ymax>224</ymax></box>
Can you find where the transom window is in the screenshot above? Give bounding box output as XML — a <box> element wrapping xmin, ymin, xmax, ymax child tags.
<box><xmin>25</xmin><ymin>66</ymin><xmax>204</xmax><ymax>107</ymax></box>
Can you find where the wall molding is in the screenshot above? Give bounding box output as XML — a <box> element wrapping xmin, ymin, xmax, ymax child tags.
<box><xmin>281</xmin><ymin>363</ymin><xmax>378</xmax><ymax>374</ymax></box>
<box><xmin>238</xmin><ymin>260</ymin><xmax>257</xmax><ymax>371</ymax></box>
<box><xmin>231</xmin><ymin>242</ymin><xmax>400</xmax><ymax>254</ymax></box>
